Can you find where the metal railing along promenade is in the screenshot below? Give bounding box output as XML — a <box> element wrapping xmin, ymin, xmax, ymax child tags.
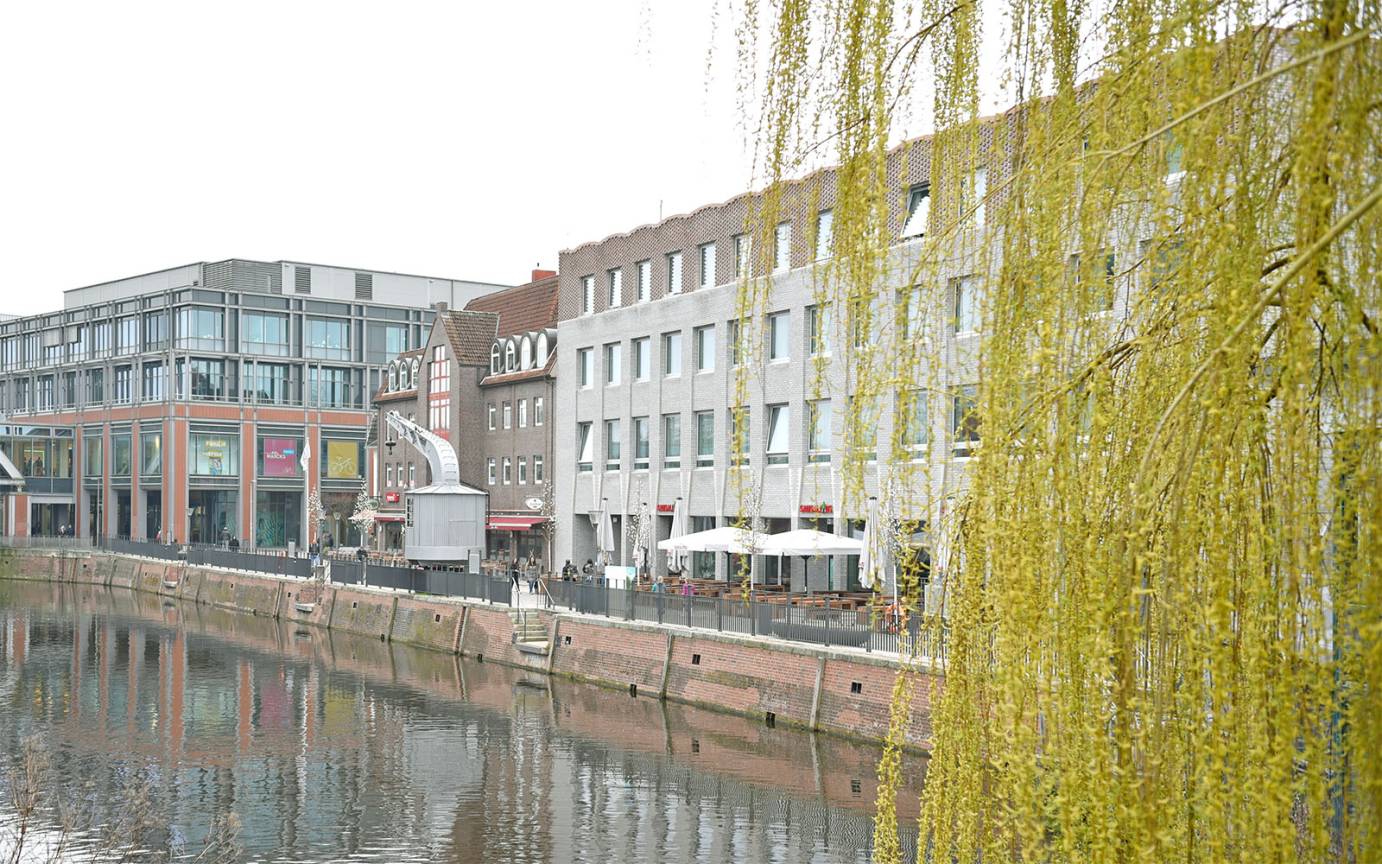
<box><xmin>2</xmin><ymin>535</ymin><xmax>940</xmax><ymax>657</ymax></box>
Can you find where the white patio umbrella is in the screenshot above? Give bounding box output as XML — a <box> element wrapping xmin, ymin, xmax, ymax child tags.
<box><xmin>596</xmin><ymin>505</ymin><xmax>616</xmax><ymax>566</ymax></box>
<box><xmin>758</xmin><ymin>529</ymin><xmax>864</xmax><ymax>556</ymax></box>
<box><xmin>760</xmin><ymin>528</ymin><xmax>864</xmax><ymax>593</ymax></box>
<box><xmin>657</xmin><ymin>525</ymin><xmax>765</xmax><ymax>554</ymax></box>
<box><xmin>665</xmin><ymin>498</ymin><xmax>689</xmax><ymax>574</ymax></box>
<box><xmin>858</xmin><ymin>497</ymin><xmax>890</xmax><ymax>592</ymax></box>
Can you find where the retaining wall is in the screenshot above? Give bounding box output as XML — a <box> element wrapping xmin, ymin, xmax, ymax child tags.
<box><xmin>0</xmin><ymin>548</ymin><xmax>939</xmax><ymax>750</ymax></box>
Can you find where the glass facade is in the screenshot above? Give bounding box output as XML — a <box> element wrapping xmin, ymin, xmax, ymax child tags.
<box><xmin>255</xmin><ymin>490</ymin><xmax>301</xmax><ymax>548</ymax></box>
<box><xmin>140</xmin><ymin>430</ymin><xmax>162</xmax><ymax>475</ymax></box>
<box><xmin>188</xmin><ymin>489</ymin><xmax>237</xmax><ymax>545</ymax></box>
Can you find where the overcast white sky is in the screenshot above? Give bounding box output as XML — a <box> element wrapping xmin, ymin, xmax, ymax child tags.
<box><xmin>0</xmin><ymin>1</ymin><xmax>772</xmax><ymax>313</ymax></box>
<box><xmin>1</xmin><ymin>1</ymin><xmax>1017</xmax><ymax>315</ymax></box>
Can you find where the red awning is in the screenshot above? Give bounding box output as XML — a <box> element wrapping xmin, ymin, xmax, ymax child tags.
<box><xmin>374</xmin><ymin>513</ymin><xmax>405</xmax><ymax>522</ymax></box>
<box><xmin>487</xmin><ymin>515</ymin><xmax>548</xmax><ymax>532</ymax></box>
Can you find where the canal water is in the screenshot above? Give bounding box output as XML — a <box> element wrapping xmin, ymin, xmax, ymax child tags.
<box><xmin>0</xmin><ymin>580</ymin><xmax>924</xmax><ymax>862</ymax></box>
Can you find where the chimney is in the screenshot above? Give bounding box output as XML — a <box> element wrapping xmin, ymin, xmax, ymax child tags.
<box><xmin>531</xmin><ymin>269</ymin><xmax>557</xmax><ymax>282</ymax></box>
<box><xmin>433</xmin><ymin>301</ymin><xmax>448</xmax><ymax>313</ymax></box>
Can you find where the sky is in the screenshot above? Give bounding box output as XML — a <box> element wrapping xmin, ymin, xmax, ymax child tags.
<box><xmin>0</xmin><ymin>1</ymin><xmax>766</xmax><ymax>313</ymax></box>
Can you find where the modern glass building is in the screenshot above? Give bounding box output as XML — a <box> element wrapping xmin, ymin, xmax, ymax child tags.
<box><xmin>0</xmin><ymin>259</ymin><xmax>507</xmax><ymax>545</ymax></box>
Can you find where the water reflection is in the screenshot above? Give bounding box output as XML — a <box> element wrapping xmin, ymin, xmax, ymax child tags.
<box><xmin>0</xmin><ymin>580</ymin><xmax>924</xmax><ymax>862</ymax></box>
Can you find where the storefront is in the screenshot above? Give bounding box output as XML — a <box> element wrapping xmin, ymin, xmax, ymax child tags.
<box><xmin>485</xmin><ymin>515</ymin><xmax>548</xmax><ymax>569</ymax></box>
<box><xmin>188</xmin><ymin>429</ymin><xmax>239</xmax><ymax>544</ymax></box>
<box><xmin>255</xmin><ymin>433</ymin><xmax>303</xmax><ymax>548</ymax></box>
<box><xmin>319</xmin><ymin>432</ymin><xmax>364</xmax><ymax>548</ymax></box>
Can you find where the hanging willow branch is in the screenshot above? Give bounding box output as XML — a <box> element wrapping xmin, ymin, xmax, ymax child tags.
<box><xmin>735</xmin><ymin>0</ymin><xmax>1381</xmax><ymax>861</ymax></box>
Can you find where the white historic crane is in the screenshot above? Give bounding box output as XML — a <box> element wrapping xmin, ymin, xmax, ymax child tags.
<box><xmin>384</xmin><ymin>411</ymin><xmax>487</xmax><ymax>565</ymax></box>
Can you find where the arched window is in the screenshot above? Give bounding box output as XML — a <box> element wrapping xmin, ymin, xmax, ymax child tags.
<box><xmin>520</xmin><ymin>336</ymin><xmax>533</xmax><ymax>370</ymax></box>
<box><xmin>537</xmin><ymin>332</ymin><xmax>550</xmax><ymax>366</ymax></box>
<box><xmin>505</xmin><ymin>340</ymin><xmax>516</xmax><ymax>372</ymax></box>
<box><xmin>388</xmin><ymin>362</ymin><xmax>399</xmax><ymax>391</ymax></box>
<box><xmin>400</xmin><ymin>361</ymin><xmax>410</xmax><ymax>390</ymax></box>
<box><xmin>410</xmin><ymin>358</ymin><xmax>421</xmax><ymax>387</ymax></box>
<box><xmin>490</xmin><ymin>343</ymin><xmax>501</xmax><ymax>375</ymax></box>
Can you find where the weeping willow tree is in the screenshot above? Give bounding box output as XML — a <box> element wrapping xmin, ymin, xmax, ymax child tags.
<box><xmin>729</xmin><ymin>0</ymin><xmax>1380</xmax><ymax>860</ymax></box>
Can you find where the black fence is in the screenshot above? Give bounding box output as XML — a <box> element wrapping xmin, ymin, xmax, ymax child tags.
<box><xmin>328</xmin><ymin>561</ymin><xmax>514</xmax><ymax>605</ymax></box>
<box><xmin>546</xmin><ymin>580</ymin><xmax>942</xmax><ymax>658</ymax></box>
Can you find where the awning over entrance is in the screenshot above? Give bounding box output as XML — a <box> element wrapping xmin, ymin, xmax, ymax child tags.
<box><xmin>374</xmin><ymin>512</ymin><xmax>405</xmax><ymax>522</ymax></box>
<box><xmin>487</xmin><ymin>515</ymin><xmax>547</xmax><ymax>532</ymax></box>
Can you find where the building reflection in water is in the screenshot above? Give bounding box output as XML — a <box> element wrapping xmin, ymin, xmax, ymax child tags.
<box><xmin>0</xmin><ymin>581</ymin><xmax>923</xmax><ymax>863</ymax></box>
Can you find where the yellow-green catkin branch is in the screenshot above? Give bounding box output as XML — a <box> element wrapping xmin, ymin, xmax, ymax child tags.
<box><xmin>737</xmin><ymin>0</ymin><xmax>1381</xmax><ymax>860</ymax></box>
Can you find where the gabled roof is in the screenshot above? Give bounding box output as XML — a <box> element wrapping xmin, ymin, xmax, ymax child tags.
<box><xmin>439</xmin><ymin>310</ymin><xmax>500</xmax><ymax>366</ymax></box>
<box><xmin>463</xmin><ymin>274</ymin><xmax>558</xmax><ymax>337</ymax></box>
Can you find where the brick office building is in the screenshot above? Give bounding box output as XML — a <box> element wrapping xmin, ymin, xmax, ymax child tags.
<box><xmin>373</xmin><ymin>272</ymin><xmax>558</xmax><ymax>570</ymax></box>
<box><xmin>0</xmin><ymin>259</ymin><xmax>507</xmax><ymax>546</ymax></box>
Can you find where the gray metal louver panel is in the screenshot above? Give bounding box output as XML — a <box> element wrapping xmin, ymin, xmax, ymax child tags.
<box><xmin>354</xmin><ymin>272</ymin><xmax>373</xmax><ymax>300</ymax></box>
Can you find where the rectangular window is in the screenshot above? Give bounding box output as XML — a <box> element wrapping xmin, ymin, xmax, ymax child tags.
<box><xmin>242</xmin><ymin>311</ymin><xmax>290</xmax><ymax>357</ymax></box>
<box><xmin>247</xmin><ymin>363</ymin><xmax>291</xmax><ymax>405</ymax></box>
<box><xmin>734</xmin><ymin>234</ymin><xmax>752</xmax><ymax>279</ymax></box>
<box><xmin>953</xmin><ymin>384</ymin><xmax>980</xmax><ymax>456</ymax></box>
<box><xmin>409</xmin><ymin>464</ymin><xmax>416</xmax><ymax>487</ymax></box>
<box><xmin>488</xmin><ymin>403</ymin><xmax>496</xmax><ymax>430</ymax></box>
<box><xmin>487</xmin><ymin>457</ymin><xmax>497</xmax><ymax>485</ymax></box>
<box><xmin>84</xmin><ymin>435</ymin><xmax>103</xmax><ymax>476</ymax></box>
<box><xmin>815</xmin><ymin>210</ymin><xmax>834</xmax><ymax>259</ymax></box>
<box><xmin>766</xmin><ymin>404</ymin><xmax>789</xmax><ymax>464</ymax></box>
<box><xmin>141</xmin><ymin>362</ymin><xmax>165</xmax><ymax>402</ymax></box>
<box><xmin>503</xmin><ymin>402</ymin><xmax>512</xmax><ymax>429</ymax></box>
<box><xmin>698</xmin><ymin>242</ymin><xmax>716</xmax><ymax>289</ymax></box>
<box><xmin>694</xmin><ymin>326</ymin><xmax>715</xmax><ymax>372</ymax></box>
<box><xmin>902</xmin><ymin>183</ymin><xmax>930</xmax><ymax>238</ymax></box>
<box><xmin>695</xmin><ymin>411</ymin><xmax>714</xmax><ymax>468</ymax></box>
<box><xmin>116</xmin><ymin>317</ymin><xmax>138</xmax><ymax>355</ymax></box>
<box><xmin>518</xmin><ymin>398</ymin><xmax>528</xmax><ymax>428</ymax></box>
<box><xmin>663</xmin><ymin>331</ymin><xmax>682</xmax><ymax>377</ymax></box>
<box><xmin>953</xmin><ymin>276</ymin><xmax>980</xmax><ymax>334</ymax></box>
<box><xmin>848</xmin><ymin>395</ymin><xmax>878</xmax><ymax>461</ymax></box>
<box><xmin>808</xmin><ymin>303</ymin><xmax>830</xmax><ymax>355</ymax></box>
<box><xmin>174</xmin><ymin>307</ymin><xmax>221</xmax><ymax>351</ymax></box>
<box><xmin>633</xmin><ymin>337</ymin><xmax>650</xmax><ymax>381</ymax></box>
<box><xmin>387</xmin><ymin>464</ymin><xmax>395</xmax><ymax>488</ymax></box>
<box><xmin>140</xmin><ymin>431</ymin><xmax>162</xmax><ymax>476</ymax></box>
<box><xmin>365</xmin><ymin>321</ymin><xmax>408</xmax><ymax>364</ymax></box>
<box><xmin>1071</xmin><ymin>250</ymin><xmax>1117</xmax><ymax>311</ymax></box>
<box><xmin>727</xmin><ymin>319</ymin><xmax>743</xmax><ymax>367</ymax></box>
<box><xmin>502</xmin><ymin>456</ymin><xmax>512</xmax><ymax>484</ymax></box>
<box><xmin>965</xmin><ymin>168</ymin><xmax>987</xmax><ymax>228</ymax></box>
<box><xmin>774</xmin><ymin>221</ymin><xmax>791</xmax><ymax>272</ymax></box>
<box><xmin>577</xmin><ymin>422</ymin><xmax>593</xmax><ymax>472</ymax></box>
<box><xmin>581</xmin><ymin>275</ymin><xmax>595</xmax><ymax>315</ymax></box>
<box><xmin>767</xmin><ymin>311</ymin><xmax>789</xmax><ymax>361</ymax></box>
<box><xmin>534</xmin><ymin>455</ymin><xmax>544</xmax><ymax>483</ymax></box>
<box><xmin>305</xmin><ymin>317</ymin><xmax>350</xmax><ymax>361</ymax></box>
<box><xmin>604</xmin><ymin>419</ymin><xmax>621</xmax><ymax>470</ymax></box>
<box><xmin>189</xmin><ymin>432</ymin><xmax>239</xmax><ymax>477</ymax></box>
<box><xmin>429</xmin><ymin>345</ymin><xmax>450</xmax><ymax>394</ymax></box>
<box><xmin>730</xmin><ymin>405</ymin><xmax>750</xmax><ymax>466</ymax></box>
<box><xmin>636</xmin><ymin>260</ymin><xmax>651</xmax><ymax>302</ymax></box>
<box><xmin>113</xmin><ymin>366</ymin><xmax>132</xmax><ymax>404</ymax></box>
<box><xmin>633</xmin><ymin>416</ymin><xmax>650</xmax><ymax>470</ymax></box>
<box><xmin>518</xmin><ymin>456</ymin><xmax>528</xmax><ymax>485</ymax></box>
<box><xmin>607</xmin><ymin>268</ymin><xmax>623</xmax><ymax>308</ymax></box>
<box><xmin>534</xmin><ymin>396</ymin><xmax>545</xmax><ymax>426</ymax></box>
<box><xmin>604</xmin><ymin>343</ymin><xmax>622</xmax><ymax>385</ymax></box>
<box><xmin>578</xmin><ymin>347</ymin><xmax>593</xmax><ymax>387</ymax></box>
<box><xmin>111</xmin><ymin>433</ymin><xmax>133</xmax><ymax>476</ymax></box>
<box><xmin>667</xmin><ymin>251</ymin><xmax>683</xmax><ymax>295</ymax></box>
<box><xmin>808</xmin><ymin>399</ymin><xmax>832</xmax><ymax>462</ymax></box>
<box><xmin>897</xmin><ymin>389</ymin><xmax>927</xmax><ymax>457</ymax></box>
<box><xmin>897</xmin><ymin>284</ymin><xmax>922</xmax><ymax>340</ymax></box>
<box><xmin>86</xmin><ymin>369</ymin><xmax>104</xmax><ymax>404</ymax></box>
<box><xmin>663</xmin><ymin>413</ymin><xmax>681</xmax><ymax>468</ymax></box>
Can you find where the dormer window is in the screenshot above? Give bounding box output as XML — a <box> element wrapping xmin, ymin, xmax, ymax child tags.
<box><xmin>505</xmin><ymin>340</ymin><xmax>516</xmax><ymax>372</ymax></box>
<box><xmin>389</xmin><ymin>364</ymin><xmax>399</xmax><ymax>391</ymax></box>
<box><xmin>537</xmin><ymin>332</ymin><xmax>550</xmax><ymax>366</ymax></box>
<box><xmin>490</xmin><ymin>343</ymin><xmax>501</xmax><ymax>375</ymax></box>
<box><xmin>520</xmin><ymin>335</ymin><xmax>533</xmax><ymax>370</ymax></box>
<box><xmin>410</xmin><ymin>358</ymin><xmax>421</xmax><ymax>387</ymax></box>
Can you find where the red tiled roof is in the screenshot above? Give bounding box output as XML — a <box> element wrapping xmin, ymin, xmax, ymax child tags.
<box><xmin>464</xmin><ymin>275</ymin><xmax>558</xmax><ymax>337</ymax></box>
<box><xmin>480</xmin><ymin>352</ymin><xmax>555</xmax><ymax>387</ymax></box>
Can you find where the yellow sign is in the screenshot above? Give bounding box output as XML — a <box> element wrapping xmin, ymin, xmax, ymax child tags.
<box><xmin>325</xmin><ymin>440</ymin><xmax>359</xmax><ymax>479</ymax></box>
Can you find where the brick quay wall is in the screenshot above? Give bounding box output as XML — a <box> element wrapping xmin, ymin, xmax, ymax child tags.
<box><xmin>1</xmin><ymin>548</ymin><xmax>940</xmax><ymax>750</ymax></box>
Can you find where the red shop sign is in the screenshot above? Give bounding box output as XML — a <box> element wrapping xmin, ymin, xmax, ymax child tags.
<box><xmin>656</xmin><ymin>504</ymin><xmax>675</xmax><ymax>513</ymax></box>
<box><xmin>385</xmin><ymin>492</ymin><xmax>401</xmax><ymax>503</ymax></box>
<box><xmin>799</xmin><ymin>503</ymin><xmax>833</xmax><ymax>515</ymax></box>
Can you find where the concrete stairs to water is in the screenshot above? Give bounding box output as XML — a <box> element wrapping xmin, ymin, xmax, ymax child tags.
<box><xmin>509</xmin><ymin>609</ymin><xmax>550</xmax><ymax>657</ymax></box>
